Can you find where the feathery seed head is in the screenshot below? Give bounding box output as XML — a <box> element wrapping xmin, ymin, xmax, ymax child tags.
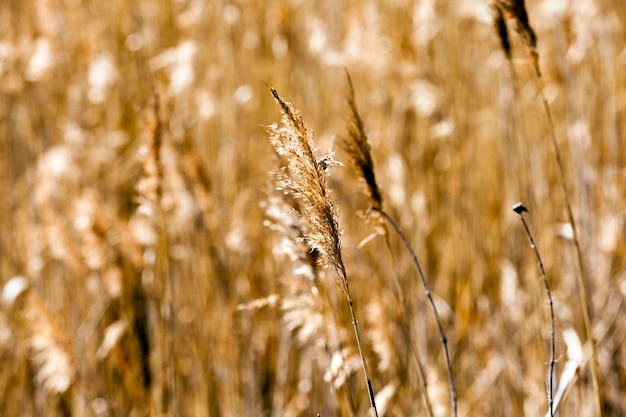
<box><xmin>267</xmin><ymin>88</ymin><xmax>348</xmax><ymax>292</ymax></box>
<box><xmin>494</xmin><ymin>0</ymin><xmax>539</xmax><ymax>72</ymax></box>
<box><xmin>342</xmin><ymin>73</ymin><xmax>383</xmax><ymax>211</ymax></box>
<box><xmin>492</xmin><ymin>3</ymin><xmax>512</xmax><ymax>60</ymax></box>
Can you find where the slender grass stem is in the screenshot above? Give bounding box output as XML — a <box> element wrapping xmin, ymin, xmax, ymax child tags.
<box><xmin>367</xmin><ymin>206</ymin><xmax>457</xmax><ymax>417</ymax></box>
<box><xmin>513</xmin><ymin>203</ymin><xmax>555</xmax><ymax>417</ymax></box>
<box><xmin>381</xmin><ymin>233</ymin><xmax>435</xmax><ymax>417</ymax></box>
<box><xmin>493</xmin><ymin>2</ymin><xmax>601</xmax><ymax>409</ymax></box>
<box><xmin>344</xmin><ymin>70</ymin><xmax>434</xmax><ymax>417</ymax></box>
<box><xmin>533</xmin><ymin>72</ymin><xmax>603</xmax><ymax>417</ymax></box>
<box><xmin>343</xmin><ymin>281</ymin><xmax>379</xmax><ymax>417</ymax></box>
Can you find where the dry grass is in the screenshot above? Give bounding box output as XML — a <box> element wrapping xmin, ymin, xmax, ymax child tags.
<box><xmin>1</xmin><ymin>1</ymin><xmax>625</xmax><ymax>416</ymax></box>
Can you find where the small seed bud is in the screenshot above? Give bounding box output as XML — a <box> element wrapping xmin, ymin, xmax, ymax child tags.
<box><xmin>512</xmin><ymin>202</ymin><xmax>528</xmax><ymax>214</ymax></box>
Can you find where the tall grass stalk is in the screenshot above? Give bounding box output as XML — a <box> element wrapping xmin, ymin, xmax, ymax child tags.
<box><xmin>513</xmin><ymin>203</ymin><xmax>556</xmax><ymax>417</ymax></box>
<box><xmin>267</xmin><ymin>88</ymin><xmax>378</xmax><ymax>416</ymax></box>
<box><xmin>494</xmin><ymin>1</ymin><xmax>602</xmax><ymax>414</ymax></box>
<box><xmin>368</xmin><ymin>206</ymin><xmax>457</xmax><ymax>417</ymax></box>
<box><xmin>534</xmin><ymin>75</ymin><xmax>602</xmax><ymax>416</ymax></box>
<box><xmin>342</xmin><ymin>71</ymin><xmax>435</xmax><ymax>417</ymax></box>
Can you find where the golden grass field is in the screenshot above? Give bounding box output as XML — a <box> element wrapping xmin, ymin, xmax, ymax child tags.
<box><xmin>1</xmin><ymin>0</ymin><xmax>625</xmax><ymax>416</ymax></box>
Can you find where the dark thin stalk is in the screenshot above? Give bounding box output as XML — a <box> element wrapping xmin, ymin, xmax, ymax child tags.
<box><xmin>381</xmin><ymin>233</ymin><xmax>435</xmax><ymax>417</ymax></box>
<box><xmin>501</xmin><ymin>50</ymin><xmax>602</xmax><ymax>417</ymax></box>
<box><xmin>343</xmin><ymin>280</ymin><xmax>379</xmax><ymax>417</ymax></box>
<box><xmin>533</xmin><ymin>72</ymin><xmax>602</xmax><ymax>416</ymax></box>
<box><xmin>512</xmin><ymin>203</ymin><xmax>555</xmax><ymax>417</ymax></box>
<box><xmin>344</xmin><ymin>71</ymin><xmax>434</xmax><ymax>415</ymax></box>
<box><xmin>367</xmin><ymin>206</ymin><xmax>457</xmax><ymax>417</ymax></box>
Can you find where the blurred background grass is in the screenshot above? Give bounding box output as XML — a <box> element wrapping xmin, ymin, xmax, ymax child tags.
<box><xmin>1</xmin><ymin>0</ymin><xmax>625</xmax><ymax>416</ymax></box>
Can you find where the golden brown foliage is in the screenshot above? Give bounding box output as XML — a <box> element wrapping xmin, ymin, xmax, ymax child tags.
<box><xmin>1</xmin><ymin>1</ymin><xmax>625</xmax><ymax>416</ymax></box>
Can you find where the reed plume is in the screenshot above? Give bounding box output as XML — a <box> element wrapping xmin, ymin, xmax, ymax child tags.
<box><xmin>267</xmin><ymin>87</ymin><xmax>378</xmax><ymax>416</ymax></box>
<box><xmin>341</xmin><ymin>72</ymin><xmax>456</xmax><ymax>416</ymax></box>
<box><xmin>491</xmin><ymin>3</ymin><xmax>511</xmax><ymax>61</ymax></box>
<box><xmin>341</xmin><ymin>71</ymin><xmax>383</xmax><ymax>212</ymax></box>
<box><xmin>493</xmin><ymin>0</ymin><xmax>538</xmax><ymax>71</ymax></box>
<box><xmin>268</xmin><ymin>88</ymin><xmax>347</xmax><ymax>291</ymax></box>
<box><xmin>341</xmin><ymin>71</ymin><xmax>439</xmax><ymax>417</ymax></box>
<box><xmin>250</xmin><ymin>192</ymin><xmax>358</xmax><ymax>416</ymax></box>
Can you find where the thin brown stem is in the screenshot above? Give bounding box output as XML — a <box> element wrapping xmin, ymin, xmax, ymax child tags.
<box><xmin>513</xmin><ymin>203</ymin><xmax>555</xmax><ymax>417</ymax></box>
<box><xmin>343</xmin><ymin>279</ymin><xmax>379</xmax><ymax>417</ymax></box>
<box><xmin>368</xmin><ymin>206</ymin><xmax>457</xmax><ymax>417</ymax></box>
<box><xmin>533</xmin><ymin>72</ymin><xmax>602</xmax><ymax>417</ymax></box>
<box><xmin>381</xmin><ymin>233</ymin><xmax>435</xmax><ymax>417</ymax></box>
<box><xmin>344</xmin><ymin>70</ymin><xmax>434</xmax><ymax>416</ymax></box>
<box><xmin>493</xmin><ymin>1</ymin><xmax>602</xmax><ymax>410</ymax></box>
